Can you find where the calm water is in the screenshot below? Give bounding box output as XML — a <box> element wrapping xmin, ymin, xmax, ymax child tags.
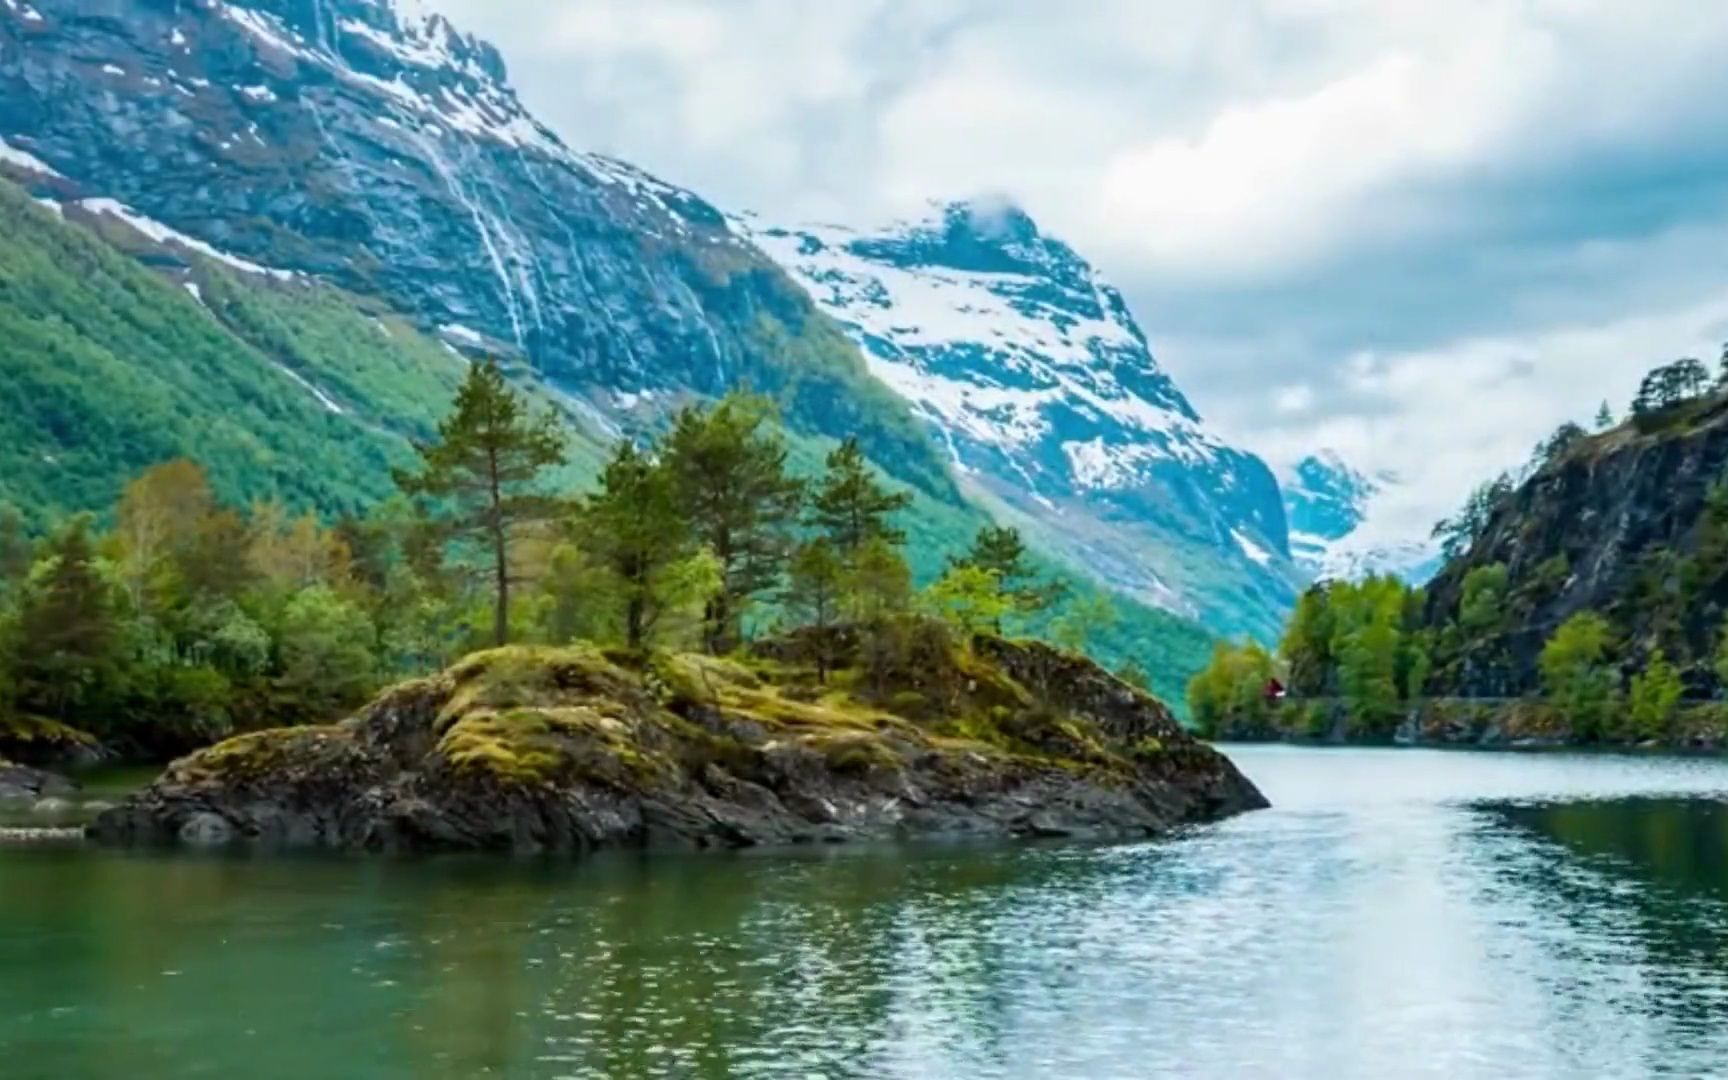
<box><xmin>7</xmin><ymin>747</ymin><xmax>1728</xmax><ymax>1078</ymax></box>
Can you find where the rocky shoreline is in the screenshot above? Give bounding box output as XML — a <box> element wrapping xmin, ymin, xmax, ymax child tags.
<box><xmin>1219</xmin><ymin>697</ymin><xmax>1728</xmax><ymax>752</ymax></box>
<box><xmin>92</xmin><ymin>634</ymin><xmax>1267</xmax><ymax>855</ymax></box>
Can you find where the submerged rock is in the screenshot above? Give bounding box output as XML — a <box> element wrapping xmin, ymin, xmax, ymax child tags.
<box><xmin>0</xmin><ymin>760</ymin><xmax>76</xmax><ymax>805</ymax></box>
<box><xmin>92</xmin><ymin>634</ymin><xmax>1267</xmax><ymax>855</ymax></box>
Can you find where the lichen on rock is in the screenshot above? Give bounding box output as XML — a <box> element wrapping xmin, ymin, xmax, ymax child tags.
<box><xmin>92</xmin><ymin>627</ymin><xmax>1267</xmax><ymax>855</ymax></box>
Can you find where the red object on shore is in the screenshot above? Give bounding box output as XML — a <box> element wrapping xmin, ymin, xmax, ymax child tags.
<box><xmin>1264</xmin><ymin>678</ymin><xmax>1286</xmax><ymax>701</ymax></box>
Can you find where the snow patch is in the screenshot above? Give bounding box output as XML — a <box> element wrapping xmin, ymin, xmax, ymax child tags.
<box><xmin>272</xmin><ymin>363</ymin><xmax>345</xmax><ymax>415</ymax></box>
<box><xmin>1232</xmin><ymin>529</ymin><xmax>1275</xmax><ymax>568</ymax></box>
<box><xmin>183</xmin><ymin>282</ymin><xmax>203</xmax><ymax>305</ymax></box>
<box><xmin>77</xmin><ymin>198</ymin><xmax>296</xmax><ymax>280</ymax></box>
<box><xmin>239</xmin><ymin>85</ymin><xmax>277</xmax><ymax>103</ymax></box>
<box><xmin>0</xmin><ymin>134</ymin><xmax>61</xmax><ymax>176</ymax></box>
<box><xmin>101</xmin><ymin>64</ymin><xmax>125</xmax><ymax>76</ymax></box>
<box><xmin>440</xmin><ymin>323</ymin><xmax>484</xmax><ymax>347</ymax></box>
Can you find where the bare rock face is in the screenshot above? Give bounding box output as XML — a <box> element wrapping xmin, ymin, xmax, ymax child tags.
<box><xmin>92</xmin><ymin>634</ymin><xmax>1266</xmax><ymax>855</ymax></box>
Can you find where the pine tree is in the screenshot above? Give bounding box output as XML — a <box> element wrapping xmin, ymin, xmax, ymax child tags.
<box><xmin>0</xmin><ymin>503</ymin><xmax>31</xmax><ymax>591</ymax></box>
<box><xmin>1594</xmin><ymin>400</ymin><xmax>1614</xmax><ymax>430</ymax></box>
<box><xmin>660</xmin><ymin>394</ymin><xmax>804</xmax><ymax>653</ymax></box>
<box><xmin>785</xmin><ymin>538</ymin><xmax>846</xmax><ymax>681</ymax></box>
<box><xmin>581</xmin><ymin>441</ymin><xmax>700</xmax><ymax>651</ymax></box>
<box><xmin>12</xmin><ymin>516</ymin><xmax>121</xmax><ymax>720</ymax></box>
<box><xmin>954</xmin><ymin>525</ymin><xmax>1063</xmax><ymax>626</ymax></box>
<box><xmin>394</xmin><ymin>360</ymin><xmax>567</xmax><ymax>647</ymax></box>
<box><xmin>808</xmin><ymin>437</ymin><xmax>911</xmax><ymax>555</ymax></box>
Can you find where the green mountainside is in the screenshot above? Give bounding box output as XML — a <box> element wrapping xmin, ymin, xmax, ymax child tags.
<box><xmin>0</xmin><ymin>178</ymin><xmax>1213</xmax><ymax>710</ymax></box>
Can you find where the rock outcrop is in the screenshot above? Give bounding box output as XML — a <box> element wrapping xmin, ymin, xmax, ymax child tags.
<box><xmin>92</xmin><ymin>633</ymin><xmax>1266</xmax><ymax>854</ymax></box>
<box><xmin>1423</xmin><ymin>393</ymin><xmax>1728</xmax><ymax>695</ymax></box>
<box><xmin>0</xmin><ymin>760</ymin><xmax>76</xmax><ymax>805</ymax></box>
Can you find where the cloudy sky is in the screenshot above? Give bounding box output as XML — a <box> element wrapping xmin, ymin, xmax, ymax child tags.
<box><xmin>440</xmin><ymin>0</ymin><xmax>1728</xmax><ymax>537</ymax></box>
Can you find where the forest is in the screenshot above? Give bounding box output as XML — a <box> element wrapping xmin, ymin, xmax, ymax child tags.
<box><xmin>1191</xmin><ymin>352</ymin><xmax>1728</xmax><ymax>744</ymax></box>
<box><xmin>0</xmin><ymin>361</ymin><xmax>1137</xmax><ymax>762</ymax></box>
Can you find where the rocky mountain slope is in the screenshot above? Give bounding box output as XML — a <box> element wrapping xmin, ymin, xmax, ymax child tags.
<box><xmin>743</xmin><ymin>203</ymin><xmax>1299</xmax><ymax>639</ymax></box>
<box><xmin>92</xmin><ymin>633</ymin><xmax>1267</xmax><ymax>853</ymax></box>
<box><xmin>1422</xmin><ymin>393</ymin><xmax>1728</xmax><ymax>696</ymax></box>
<box><xmin>1282</xmin><ymin>451</ymin><xmax>1440</xmax><ymax>584</ymax></box>
<box><xmin>0</xmin><ymin>0</ymin><xmax>948</xmax><ymax>495</ymax></box>
<box><xmin>0</xmin><ymin>0</ymin><xmax>1286</xmax><ymax>685</ymax></box>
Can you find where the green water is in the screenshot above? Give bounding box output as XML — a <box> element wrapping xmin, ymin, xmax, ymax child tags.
<box><xmin>8</xmin><ymin>746</ymin><xmax>1728</xmax><ymax>1078</ymax></box>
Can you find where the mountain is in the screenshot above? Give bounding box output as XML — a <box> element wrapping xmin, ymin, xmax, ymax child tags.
<box><xmin>0</xmin><ymin>0</ymin><xmax>947</xmax><ymax>496</ymax></box>
<box><xmin>742</xmin><ymin>202</ymin><xmax>1298</xmax><ymax>640</ymax></box>
<box><xmin>1419</xmin><ymin>392</ymin><xmax>1728</xmax><ymax>697</ymax></box>
<box><xmin>0</xmin><ymin>0</ymin><xmax>1224</xmax><ymax>706</ymax></box>
<box><xmin>1281</xmin><ymin>451</ymin><xmax>1440</xmax><ymax>584</ymax></box>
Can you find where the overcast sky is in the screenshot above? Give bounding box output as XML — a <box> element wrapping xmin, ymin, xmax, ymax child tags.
<box><xmin>439</xmin><ymin>0</ymin><xmax>1728</xmax><ymax>537</ymax></box>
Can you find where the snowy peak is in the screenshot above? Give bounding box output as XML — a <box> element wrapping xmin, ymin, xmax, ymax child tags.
<box><xmin>1282</xmin><ymin>450</ymin><xmax>1439</xmax><ymax>584</ymax></box>
<box><xmin>745</xmin><ymin>199</ymin><xmax>1298</xmax><ymax>637</ymax></box>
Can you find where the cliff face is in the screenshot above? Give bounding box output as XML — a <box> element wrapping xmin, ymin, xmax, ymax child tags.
<box><xmin>92</xmin><ymin>634</ymin><xmax>1267</xmax><ymax>854</ymax></box>
<box><xmin>1424</xmin><ymin>396</ymin><xmax>1728</xmax><ymax>694</ymax></box>
<box><xmin>0</xmin><ymin>0</ymin><xmax>950</xmax><ymax>493</ymax></box>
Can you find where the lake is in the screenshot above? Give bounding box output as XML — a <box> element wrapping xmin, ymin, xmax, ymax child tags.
<box><xmin>6</xmin><ymin>745</ymin><xmax>1728</xmax><ymax>1078</ymax></box>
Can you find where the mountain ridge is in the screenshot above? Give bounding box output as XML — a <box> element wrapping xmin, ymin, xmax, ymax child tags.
<box><xmin>741</xmin><ymin>199</ymin><xmax>1300</xmax><ymax>639</ymax></box>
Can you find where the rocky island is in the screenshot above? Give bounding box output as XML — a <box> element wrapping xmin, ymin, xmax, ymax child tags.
<box><xmin>92</xmin><ymin>629</ymin><xmax>1266</xmax><ymax>854</ymax></box>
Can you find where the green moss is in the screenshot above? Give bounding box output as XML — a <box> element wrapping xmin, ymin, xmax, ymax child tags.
<box><xmin>176</xmin><ymin>725</ymin><xmax>350</xmax><ymax>781</ymax></box>
<box><xmin>818</xmin><ymin>734</ymin><xmax>901</xmax><ymax>776</ymax></box>
<box><xmin>437</xmin><ymin>705</ymin><xmax>667</xmax><ymax>788</ymax></box>
<box><xmin>0</xmin><ymin>714</ymin><xmax>99</xmax><ymax>754</ymax></box>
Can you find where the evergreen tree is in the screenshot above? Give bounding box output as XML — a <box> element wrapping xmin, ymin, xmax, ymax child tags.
<box><xmin>954</xmin><ymin>525</ymin><xmax>1063</xmax><ymax>626</ymax></box>
<box><xmin>845</xmin><ymin>536</ymin><xmax>913</xmax><ymax>622</ymax></box>
<box><xmin>0</xmin><ymin>503</ymin><xmax>31</xmax><ymax>592</ymax></box>
<box><xmin>1049</xmin><ymin>591</ymin><xmax>1118</xmax><ymax>657</ymax></box>
<box><xmin>394</xmin><ymin>360</ymin><xmax>567</xmax><ymax>647</ymax></box>
<box><xmin>1594</xmin><ymin>400</ymin><xmax>1615</xmax><ymax>430</ymax></box>
<box><xmin>785</xmin><ymin>538</ymin><xmax>846</xmax><ymax>681</ymax></box>
<box><xmin>581</xmin><ymin>441</ymin><xmax>702</xmax><ymax>651</ymax></box>
<box><xmin>11</xmin><ymin>516</ymin><xmax>121</xmax><ymax>721</ymax></box>
<box><xmin>808</xmin><ymin>438</ymin><xmax>911</xmax><ymax>554</ymax></box>
<box><xmin>660</xmin><ymin>394</ymin><xmax>804</xmax><ymax>653</ymax></box>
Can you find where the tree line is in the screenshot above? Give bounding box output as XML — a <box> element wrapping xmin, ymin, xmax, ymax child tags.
<box><xmin>0</xmin><ymin>361</ymin><xmax>1128</xmax><ymax>758</ymax></box>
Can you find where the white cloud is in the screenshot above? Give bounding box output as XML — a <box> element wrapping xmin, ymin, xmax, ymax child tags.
<box><xmin>431</xmin><ymin>0</ymin><xmax>1728</xmax><ymax>542</ymax></box>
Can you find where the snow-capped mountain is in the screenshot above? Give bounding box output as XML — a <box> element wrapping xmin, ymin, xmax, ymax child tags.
<box><xmin>1282</xmin><ymin>452</ymin><xmax>1441</xmax><ymax>584</ymax></box>
<box><xmin>743</xmin><ymin>202</ymin><xmax>1299</xmax><ymax>638</ymax></box>
<box><xmin>0</xmin><ymin>0</ymin><xmax>951</xmax><ymax>466</ymax></box>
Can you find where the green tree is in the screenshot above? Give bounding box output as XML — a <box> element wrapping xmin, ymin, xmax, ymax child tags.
<box><xmin>1713</xmin><ymin>613</ymin><xmax>1728</xmax><ymax>695</ymax></box>
<box><xmin>785</xmin><ymin>538</ymin><xmax>846</xmax><ymax>681</ymax></box>
<box><xmin>1627</xmin><ymin>649</ymin><xmax>1683</xmax><ymax>741</ymax></box>
<box><xmin>1459</xmin><ymin>563</ymin><xmax>1509</xmax><ymax>637</ymax></box>
<box><xmin>11</xmin><ymin>516</ymin><xmax>122</xmax><ymax>721</ymax></box>
<box><xmin>1540</xmin><ymin>611</ymin><xmax>1617</xmax><ymax>738</ymax></box>
<box><xmin>0</xmin><ymin>503</ymin><xmax>33</xmax><ymax>593</ymax></box>
<box><xmin>1337</xmin><ymin>617</ymin><xmax>1400</xmax><ymax>733</ymax></box>
<box><xmin>1049</xmin><ymin>591</ymin><xmax>1118</xmax><ymax>657</ymax></box>
<box><xmin>845</xmin><ymin>536</ymin><xmax>913</xmax><ymax>621</ymax></box>
<box><xmin>923</xmin><ymin>564</ymin><xmax>1011</xmax><ymax>638</ymax></box>
<box><xmin>273</xmin><ymin>585</ymin><xmax>379</xmax><ymax>717</ymax></box>
<box><xmin>1186</xmin><ymin>639</ymin><xmax>1275</xmax><ymax>739</ymax></box>
<box><xmin>581</xmin><ymin>441</ymin><xmax>705</xmax><ymax>651</ymax></box>
<box><xmin>808</xmin><ymin>437</ymin><xmax>910</xmax><ymax>555</ymax></box>
<box><xmin>1280</xmin><ymin>586</ymin><xmax>1335</xmax><ymax>696</ymax></box>
<box><xmin>660</xmin><ymin>395</ymin><xmax>805</xmax><ymax>653</ymax></box>
<box><xmin>394</xmin><ymin>359</ymin><xmax>567</xmax><ymax>647</ymax></box>
<box><xmin>1594</xmin><ymin>400</ymin><xmax>1614</xmax><ymax>430</ymax></box>
<box><xmin>954</xmin><ymin>525</ymin><xmax>1063</xmax><ymax>627</ymax></box>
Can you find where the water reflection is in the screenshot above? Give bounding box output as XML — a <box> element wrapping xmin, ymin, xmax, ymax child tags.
<box><xmin>8</xmin><ymin>749</ymin><xmax>1728</xmax><ymax>1078</ymax></box>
